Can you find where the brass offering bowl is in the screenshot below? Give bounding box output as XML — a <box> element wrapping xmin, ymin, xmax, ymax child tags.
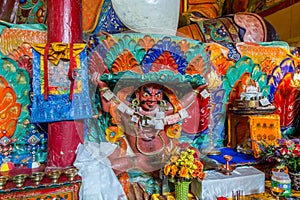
<box><xmin>47</xmin><ymin>170</ymin><xmax>62</xmax><ymax>183</ymax></box>
<box><xmin>12</xmin><ymin>174</ymin><xmax>28</xmax><ymax>188</ymax></box>
<box><xmin>30</xmin><ymin>172</ymin><xmax>45</xmax><ymax>185</ymax></box>
<box><xmin>217</xmin><ymin>155</ymin><xmax>235</xmax><ymax>175</ymax></box>
<box><xmin>0</xmin><ymin>176</ymin><xmax>9</xmax><ymax>189</ymax></box>
<box><xmin>64</xmin><ymin>167</ymin><xmax>78</xmax><ymax>181</ymax></box>
<box><xmin>271</xmin><ymin>187</ymin><xmax>284</xmax><ymax>200</ymax></box>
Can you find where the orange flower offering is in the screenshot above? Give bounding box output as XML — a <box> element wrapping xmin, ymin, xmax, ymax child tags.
<box><xmin>163</xmin><ymin>147</ymin><xmax>205</xmax><ymax>182</ymax></box>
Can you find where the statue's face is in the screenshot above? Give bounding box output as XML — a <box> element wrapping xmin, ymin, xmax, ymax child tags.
<box><xmin>136</xmin><ymin>84</ymin><xmax>163</xmax><ymax>111</ymax></box>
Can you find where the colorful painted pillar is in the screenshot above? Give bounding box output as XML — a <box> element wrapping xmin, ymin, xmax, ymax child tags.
<box><xmin>46</xmin><ymin>0</ymin><xmax>84</xmax><ymax>168</ymax></box>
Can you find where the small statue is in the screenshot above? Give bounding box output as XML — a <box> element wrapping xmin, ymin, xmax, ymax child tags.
<box><xmin>231</xmin><ymin>76</ymin><xmax>275</xmax><ymax>113</ymax></box>
<box><xmin>240</xmin><ymin>77</ymin><xmax>263</xmax><ymax>101</ymax></box>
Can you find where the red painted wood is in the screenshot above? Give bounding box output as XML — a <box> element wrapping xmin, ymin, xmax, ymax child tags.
<box><xmin>47</xmin><ymin>0</ymin><xmax>82</xmax><ymax>43</ymax></box>
<box><xmin>48</xmin><ymin>121</ymin><xmax>84</xmax><ymax>168</ymax></box>
<box><xmin>259</xmin><ymin>0</ymin><xmax>300</xmax><ymax>17</ymax></box>
<box><xmin>46</xmin><ymin>0</ymin><xmax>84</xmax><ymax>168</ymax></box>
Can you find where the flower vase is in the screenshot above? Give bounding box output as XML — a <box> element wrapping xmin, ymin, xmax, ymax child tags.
<box><xmin>272</xmin><ymin>164</ymin><xmax>289</xmax><ymax>174</ymax></box>
<box><xmin>289</xmin><ymin>172</ymin><xmax>300</xmax><ymax>190</ymax></box>
<box><xmin>175</xmin><ymin>181</ymin><xmax>190</xmax><ymax>200</ymax></box>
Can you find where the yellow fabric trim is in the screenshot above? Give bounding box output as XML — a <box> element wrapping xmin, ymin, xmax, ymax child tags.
<box><xmin>32</xmin><ymin>43</ymin><xmax>86</xmax><ymax>65</ymax></box>
<box><xmin>249</xmin><ymin>114</ymin><xmax>281</xmax><ymax>158</ymax></box>
<box><xmin>39</xmin><ymin>50</ymin><xmax>82</xmax><ymax>95</ymax></box>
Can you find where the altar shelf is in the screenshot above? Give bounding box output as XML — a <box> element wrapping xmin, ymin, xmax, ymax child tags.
<box><xmin>191</xmin><ymin>166</ymin><xmax>265</xmax><ymax>199</ymax></box>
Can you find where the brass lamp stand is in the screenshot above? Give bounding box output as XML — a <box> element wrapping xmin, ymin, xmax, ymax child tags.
<box><xmin>201</xmin><ymin>90</ymin><xmax>221</xmax><ymax>155</ymax></box>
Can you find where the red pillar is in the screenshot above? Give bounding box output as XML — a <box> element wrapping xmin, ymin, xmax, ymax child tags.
<box><xmin>46</xmin><ymin>0</ymin><xmax>84</xmax><ymax>168</ymax></box>
<box><xmin>47</xmin><ymin>0</ymin><xmax>82</xmax><ymax>43</ymax></box>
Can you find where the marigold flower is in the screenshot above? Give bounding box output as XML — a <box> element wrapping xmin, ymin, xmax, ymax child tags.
<box><xmin>170</xmin><ymin>165</ymin><xmax>178</xmax><ymax>177</ymax></box>
<box><xmin>192</xmin><ymin>168</ymin><xmax>201</xmax><ymax>178</ymax></box>
<box><xmin>164</xmin><ymin>164</ymin><xmax>171</xmax><ymax>176</ymax></box>
<box><xmin>194</xmin><ymin>160</ymin><xmax>204</xmax><ymax>171</ymax></box>
<box><xmin>179</xmin><ymin>167</ymin><xmax>189</xmax><ymax>178</ymax></box>
<box><xmin>163</xmin><ymin>147</ymin><xmax>205</xmax><ymax>182</ymax></box>
<box><xmin>197</xmin><ymin>171</ymin><xmax>206</xmax><ymax>180</ymax></box>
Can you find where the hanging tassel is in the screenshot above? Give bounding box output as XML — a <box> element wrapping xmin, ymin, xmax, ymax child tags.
<box><xmin>43</xmin><ymin>43</ymin><xmax>51</xmax><ymax>100</ymax></box>
<box><xmin>68</xmin><ymin>43</ymin><xmax>77</xmax><ymax>101</ymax></box>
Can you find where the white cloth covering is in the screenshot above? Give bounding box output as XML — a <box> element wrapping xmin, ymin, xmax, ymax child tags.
<box><xmin>191</xmin><ymin>166</ymin><xmax>265</xmax><ymax>199</ymax></box>
<box><xmin>111</xmin><ymin>0</ymin><xmax>180</xmax><ymax>35</ymax></box>
<box><xmin>74</xmin><ymin>141</ymin><xmax>127</xmax><ymax>200</ymax></box>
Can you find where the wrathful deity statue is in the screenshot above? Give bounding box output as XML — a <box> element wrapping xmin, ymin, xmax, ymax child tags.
<box><xmin>92</xmin><ymin>72</ymin><xmax>206</xmax><ymax>175</ymax></box>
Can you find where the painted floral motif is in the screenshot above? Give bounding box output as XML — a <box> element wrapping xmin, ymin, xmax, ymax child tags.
<box><xmin>16</xmin><ymin>56</ymin><xmax>33</xmax><ymax>78</ymax></box>
<box><xmin>197</xmin><ymin>17</ymin><xmax>240</xmax><ymax>43</ymax></box>
<box><xmin>112</xmin><ymin>50</ymin><xmax>140</xmax><ymax>73</ymax></box>
<box><xmin>151</xmin><ymin>51</ymin><xmax>178</xmax><ymax>72</ymax></box>
<box><xmin>104</xmin><ymin>35</ymin><xmax>146</xmax><ymax>71</ymax></box>
<box><xmin>268</xmin><ymin>58</ymin><xmax>299</xmax><ymax>129</ymax></box>
<box><xmin>216</xmin><ymin>26</ymin><xmax>228</xmax><ymax>37</ymax></box>
<box><xmin>0</xmin><ymin>77</ymin><xmax>21</xmax><ymax>139</ymax></box>
<box><xmin>141</xmin><ymin>37</ymin><xmax>188</xmax><ymax>74</ymax></box>
<box><xmin>236</xmin><ymin>42</ymin><xmax>289</xmax><ymax>66</ymax></box>
<box><xmin>8</xmin><ymin>43</ymin><xmax>32</xmax><ymax>60</ymax></box>
<box><xmin>177</xmin><ymin>40</ymin><xmax>190</xmax><ymax>54</ymax></box>
<box><xmin>260</xmin><ymin>57</ymin><xmax>277</xmax><ymax>75</ymax></box>
<box><xmin>273</xmin><ymin>73</ymin><xmax>299</xmax><ymax>128</ymax></box>
<box><xmin>17</xmin><ymin>0</ymin><xmax>47</xmax><ymax>24</ymax></box>
<box><xmin>185</xmin><ymin>44</ymin><xmax>210</xmax><ymax>76</ymax></box>
<box><xmin>92</xmin><ymin>0</ymin><xmax>127</xmax><ymax>34</ymax></box>
<box><xmin>212</xmin><ymin>55</ymin><xmax>233</xmax><ymax>76</ymax></box>
<box><xmin>185</xmin><ymin>55</ymin><xmax>206</xmax><ymax>75</ymax></box>
<box><xmin>138</xmin><ymin>35</ymin><xmax>156</xmax><ymax>52</ymax></box>
<box><xmin>105</xmin><ymin>126</ymin><xmax>124</xmax><ymax>143</ymax></box>
<box><xmin>0</xmin><ymin>28</ymin><xmax>46</xmax><ymax>56</ymax></box>
<box><xmin>166</xmin><ymin>124</ymin><xmax>182</xmax><ymax>139</ymax></box>
<box><xmin>0</xmin><ymin>55</ymin><xmax>30</xmax><ymax>139</ymax></box>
